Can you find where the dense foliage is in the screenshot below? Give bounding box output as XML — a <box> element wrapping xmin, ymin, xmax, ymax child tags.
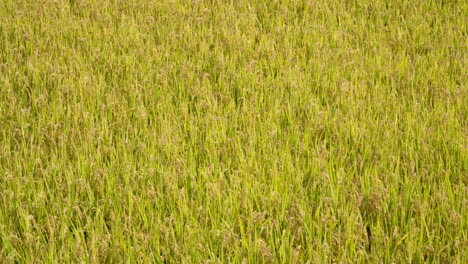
<box><xmin>1</xmin><ymin>0</ymin><xmax>467</xmax><ymax>262</ymax></box>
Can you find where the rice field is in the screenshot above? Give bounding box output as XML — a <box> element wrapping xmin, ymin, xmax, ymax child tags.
<box><xmin>0</xmin><ymin>0</ymin><xmax>467</xmax><ymax>263</ymax></box>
